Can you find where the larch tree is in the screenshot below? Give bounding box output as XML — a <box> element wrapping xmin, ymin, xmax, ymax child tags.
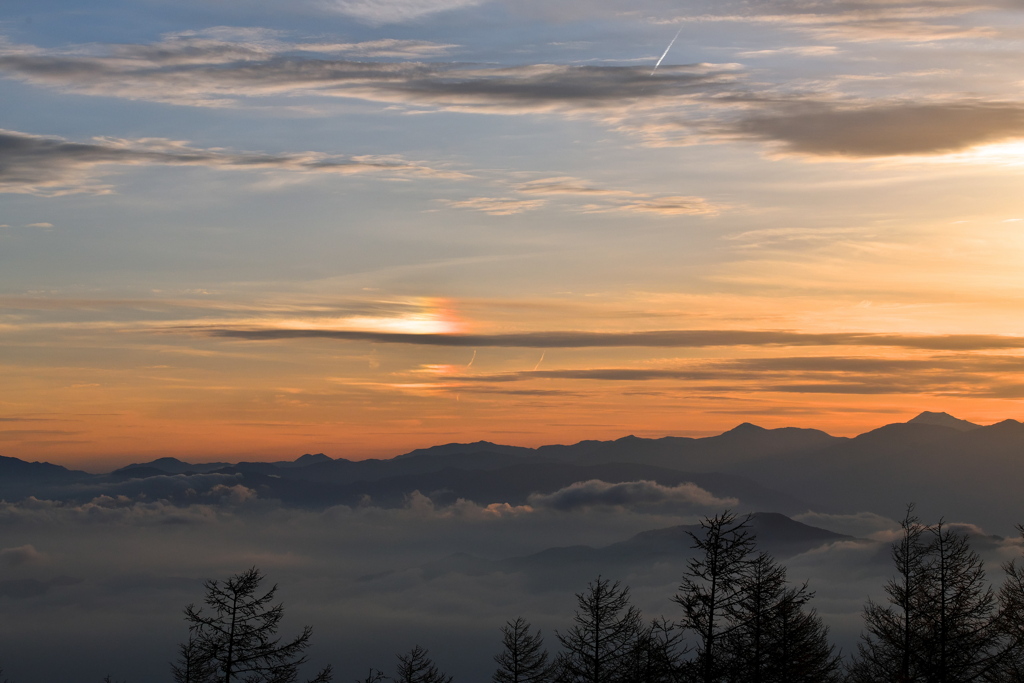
<box><xmin>619</xmin><ymin>617</ymin><xmax>687</xmax><ymax>683</ymax></box>
<box><xmin>493</xmin><ymin>617</ymin><xmax>553</xmax><ymax>683</ymax></box>
<box><xmin>850</xmin><ymin>509</ymin><xmax>1001</xmax><ymax>683</ymax></box>
<box><xmin>555</xmin><ymin>576</ymin><xmax>643</xmax><ymax>683</ymax></box>
<box><xmin>718</xmin><ymin>551</ymin><xmax>789</xmax><ymax>683</ymax></box>
<box><xmin>711</xmin><ymin>550</ymin><xmax>840</xmax><ymax>683</ymax></box>
<box><xmin>673</xmin><ymin>510</ymin><xmax>756</xmax><ymax>683</ymax></box>
<box><xmin>752</xmin><ymin>580</ymin><xmax>841</xmax><ymax>683</ymax></box>
<box><xmin>916</xmin><ymin>520</ymin><xmax>999</xmax><ymax>683</ymax></box>
<box><xmin>849</xmin><ymin>505</ymin><xmax>930</xmax><ymax>683</ymax></box>
<box><xmin>992</xmin><ymin>524</ymin><xmax>1024</xmax><ymax>682</ymax></box>
<box><xmin>171</xmin><ymin>566</ymin><xmax>332</xmax><ymax>683</ymax></box>
<box><xmin>393</xmin><ymin>645</ymin><xmax>453</xmax><ymax>683</ymax></box>
<box><xmin>356</xmin><ymin>669</ymin><xmax>386</xmax><ymax>683</ymax></box>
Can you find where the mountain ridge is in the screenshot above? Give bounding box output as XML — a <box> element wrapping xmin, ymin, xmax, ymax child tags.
<box><xmin>3</xmin><ymin>411</ymin><xmax>1022</xmax><ymax>530</ymax></box>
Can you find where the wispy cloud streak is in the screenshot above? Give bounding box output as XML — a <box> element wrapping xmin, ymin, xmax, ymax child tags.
<box><xmin>0</xmin><ymin>129</ymin><xmax>466</xmax><ymax>195</ymax></box>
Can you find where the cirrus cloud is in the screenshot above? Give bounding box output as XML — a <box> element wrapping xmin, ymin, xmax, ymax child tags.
<box><xmin>440</xmin><ymin>196</ymin><xmax>546</xmax><ymax>215</ymax></box>
<box><xmin>0</xmin><ymin>129</ymin><xmax>467</xmax><ymax>195</ymax></box>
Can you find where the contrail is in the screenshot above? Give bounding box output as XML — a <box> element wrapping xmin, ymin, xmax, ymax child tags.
<box><xmin>533</xmin><ymin>351</ymin><xmax>545</xmax><ymax>371</ymax></box>
<box><xmin>467</xmin><ymin>349</ymin><xmax>476</xmax><ymax>368</ymax></box>
<box><xmin>650</xmin><ymin>27</ymin><xmax>683</xmax><ymax>76</ymax></box>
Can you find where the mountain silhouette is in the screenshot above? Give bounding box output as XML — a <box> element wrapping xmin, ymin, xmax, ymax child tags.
<box><xmin>754</xmin><ymin>418</ymin><xmax>1024</xmax><ymax>530</ymax></box>
<box><xmin>4</xmin><ymin>412</ymin><xmax>1023</xmax><ymax>531</ymax></box>
<box><xmin>907</xmin><ymin>411</ymin><xmax>981</xmax><ymax>431</ymax></box>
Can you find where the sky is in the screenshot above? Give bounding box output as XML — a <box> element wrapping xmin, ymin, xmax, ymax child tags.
<box><xmin>3</xmin><ymin>0</ymin><xmax>1024</xmax><ymax>469</ymax></box>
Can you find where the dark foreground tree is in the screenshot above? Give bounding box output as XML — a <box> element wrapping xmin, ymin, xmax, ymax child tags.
<box><xmin>173</xmin><ymin>635</ymin><xmax>219</xmax><ymax>683</ymax></box>
<box><xmin>620</xmin><ymin>617</ymin><xmax>687</xmax><ymax>683</ymax></box>
<box><xmin>993</xmin><ymin>524</ymin><xmax>1024</xmax><ymax>682</ymax></box>
<box><xmin>718</xmin><ymin>551</ymin><xmax>788</xmax><ymax>683</ymax></box>
<box><xmin>850</xmin><ymin>508</ymin><xmax>1000</xmax><ymax>683</ymax></box>
<box><xmin>171</xmin><ymin>566</ymin><xmax>332</xmax><ymax>683</ymax></box>
<box><xmin>493</xmin><ymin>617</ymin><xmax>553</xmax><ymax>683</ymax></box>
<box><xmin>674</xmin><ymin>511</ymin><xmax>756</xmax><ymax>683</ymax></box>
<box><xmin>357</xmin><ymin>669</ymin><xmax>386</xmax><ymax>683</ymax></box>
<box><xmin>394</xmin><ymin>645</ymin><xmax>452</xmax><ymax>683</ymax></box>
<box><xmin>555</xmin><ymin>576</ymin><xmax>643</xmax><ymax>683</ymax></box>
<box><xmin>849</xmin><ymin>505</ymin><xmax>930</xmax><ymax>683</ymax></box>
<box><xmin>719</xmin><ymin>552</ymin><xmax>841</xmax><ymax>683</ymax></box>
<box><xmin>916</xmin><ymin>520</ymin><xmax>999</xmax><ymax>682</ymax></box>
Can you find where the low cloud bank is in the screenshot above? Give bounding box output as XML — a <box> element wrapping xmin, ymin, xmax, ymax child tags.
<box><xmin>0</xmin><ymin>543</ymin><xmax>45</xmax><ymax>567</ymax></box>
<box><xmin>528</xmin><ymin>479</ymin><xmax>737</xmax><ymax>512</ymax></box>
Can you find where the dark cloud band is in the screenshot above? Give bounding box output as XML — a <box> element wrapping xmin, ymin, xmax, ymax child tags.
<box><xmin>6</xmin><ymin>32</ymin><xmax>1024</xmax><ymax>158</ymax></box>
<box><xmin>206</xmin><ymin>327</ymin><xmax>1024</xmax><ymax>350</ymax></box>
<box><xmin>734</xmin><ymin>103</ymin><xmax>1024</xmax><ymax>157</ymax></box>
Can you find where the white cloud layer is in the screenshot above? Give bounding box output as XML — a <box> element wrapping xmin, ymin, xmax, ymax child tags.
<box><xmin>528</xmin><ymin>479</ymin><xmax>738</xmax><ymax>512</ymax></box>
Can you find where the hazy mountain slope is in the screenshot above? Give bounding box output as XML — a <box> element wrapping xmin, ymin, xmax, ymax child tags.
<box><xmin>4</xmin><ymin>458</ymin><xmax>811</xmax><ymax>512</ymax></box>
<box><xmin>0</xmin><ymin>455</ymin><xmax>93</xmax><ymax>499</ymax></box>
<box><xmin>108</xmin><ymin>426</ymin><xmax>844</xmax><ymax>486</ymax></box>
<box><xmin>291</xmin><ymin>449</ymin><xmax>553</xmax><ymax>484</ymax></box>
<box><xmin>114</xmin><ymin>456</ymin><xmax>231</xmax><ymax>475</ymax></box>
<box><xmin>114</xmin><ymin>453</ymin><xmax>332</xmax><ymax>476</ymax></box>
<box><xmin>206</xmin><ymin>462</ymin><xmax>812</xmax><ymax>511</ymax></box>
<box><xmin>533</xmin><ymin>425</ymin><xmax>843</xmax><ymax>470</ymax></box>
<box><xmin>755</xmin><ymin>419</ymin><xmax>1024</xmax><ymax>531</ymax></box>
<box><xmin>333</xmin><ymin>462</ymin><xmax>815</xmax><ymax>513</ymax></box>
<box><xmin>293</xmin><ymin>426</ymin><xmax>842</xmax><ymax>485</ymax></box>
<box><xmin>362</xmin><ymin>512</ymin><xmax>860</xmax><ymax>588</ymax></box>
<box><xmin>606</xmin><ymin>511</ymin><xmax>854</xmax><ymax>560</ymax></box>
<box><xmin>0</xmin><ymin>454</ymin><xmax>88</xmax><ymax>479</ymax></box>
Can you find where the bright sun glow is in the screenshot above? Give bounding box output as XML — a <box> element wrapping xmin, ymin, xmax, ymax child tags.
<box><xmin>270</xmin><ymin>298</ymin><xmax>464</xmax><ymax>335</ymax></box>
<box><xmin>937</xmin><ymin>140</ymin><xmax>1024</xmax><ymax>166</ymax></box>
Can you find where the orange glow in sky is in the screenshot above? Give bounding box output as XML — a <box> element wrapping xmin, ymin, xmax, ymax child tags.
<box><xmin>3</xmin><ymin>4</ymin><xmax>1024</xmax><ymax>470</ymax></box>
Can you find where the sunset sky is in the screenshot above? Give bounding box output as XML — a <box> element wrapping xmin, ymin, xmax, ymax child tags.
<box><xmin>3</xmin><ymin>0</ymin><xmax>1024</xmax><ymax>469</ymax></box>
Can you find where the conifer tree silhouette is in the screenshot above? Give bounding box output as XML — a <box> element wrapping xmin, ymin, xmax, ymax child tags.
<box><xmin>994</xmin><ymin>524</ymin><xmax>1024</xmax><ymax>681</ymax></box>
<box><xmin>171</xmin><ymin>566</ymin><xmax>332</xmax><ymax>683</ymax></box>
<box><xmin>850</xmin><ymin>507</ymin><xmax>1000</xmax><ymax>683</ymax></box>
<box><xmin>850</xmin><ymin>505</ymin><xmax>930</xmax><ymax>683</ymax></box>
<box><xmin>554</xmin><ymin>576</ymin><xmax>642</xmax><ymax>683</ymax></box>
<box><xmin>493</xmin><ymin>617</ymin><xmax>552</xmax><ymax>683</ymax></box>
<box><xmin>674</xmin><ymin>510</ymin><xmax>756</xmax><ymax>683</ymax></box>
<box><xmin>393</xmin><ymin>645</ymin><xmax>452</xmax><ymax>683</ymax></box>
<box><xmin>720</xmin><ymin>552</ymin><xmax>840</xmax><ymax>682</ymax></box>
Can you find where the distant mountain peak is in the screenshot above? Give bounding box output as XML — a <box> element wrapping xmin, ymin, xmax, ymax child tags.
<box><xmin>725</xmin><ymin>422</ymin><xmax>767</xmax><ymax>434</ymax></box>
<box><xmin>907</xmin><ymin>411</ymin><xmax>980</xmax><ymax>431</ymax></box>
<box><xmin>294</xmin><ymin>453</ymin><xmax>332</xmax><ymax>465</ymax></box>
<box><xmin>150</xmin><ymin>457</ymin><xmax>188</xmax><ymax>466</ymax></box>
